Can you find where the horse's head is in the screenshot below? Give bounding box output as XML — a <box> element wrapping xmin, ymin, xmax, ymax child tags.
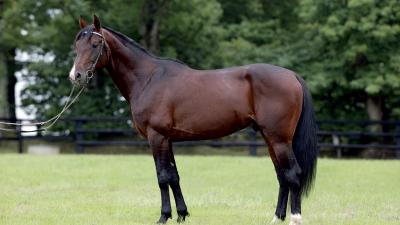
<box><xmin>69</xmin><ymin>15</ymin><xmax>109</xmax><ymax>87</ymax></box>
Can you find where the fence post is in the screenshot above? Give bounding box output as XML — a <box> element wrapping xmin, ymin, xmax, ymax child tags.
<box><xmin>74</xmin><ymin>119</ymin><xmax>84</xmax><ymax>154</ymax></box>
<box><xmin>17</xmin><ymin>120</ymin><xmax>23</xmax><ymax>154</ymax></box>
<box><xmin>332</xmin><ymin>134</ymin><xmax>341</xmax><ymax>158</ymax></box>
<box><xmin>248</xmin><ymin>129</ymin><xmax>257</xmax><ymax>156</ymax></box>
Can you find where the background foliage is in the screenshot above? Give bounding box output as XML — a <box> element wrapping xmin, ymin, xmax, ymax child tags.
<box><xmin>1</xmin><ymin>0</ymin><xmax>400</xmax><ymax>124</ymax></box>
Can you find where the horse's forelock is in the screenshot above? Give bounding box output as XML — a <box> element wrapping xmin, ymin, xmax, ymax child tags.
<box><xmin>74</xmin><ymin>25</ymin><xmax>95</xmax><ymax>43</ymax></box>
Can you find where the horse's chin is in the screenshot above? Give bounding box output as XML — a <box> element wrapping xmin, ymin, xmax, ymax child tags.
<box><xmin>70</xmin><ymin>79</ymin><xmax>87</xmax><ymax>88</ymax></box>
<box><xmin>76</xmin><ymin>82</ymin><xmax>88</xmax><ymax>88</ymax></box>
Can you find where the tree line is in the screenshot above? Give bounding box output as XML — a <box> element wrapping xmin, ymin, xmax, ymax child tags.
<box><xmin>1</xmin><ymin>0</ymin><xmax>400</xmax><ymax>129</ymax></box>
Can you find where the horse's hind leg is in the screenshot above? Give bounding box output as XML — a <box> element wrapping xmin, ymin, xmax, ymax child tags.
<box><xmin>276</xmin><ymin>142</ymin><xmax>302</xmax><ymax>225</ymax></box>
<box><xmin>254</xmin><ymin>101</ymin><xmax>303</xmax><ymax>224</ymax></box>
<box><xmin>271</xmin><ymin>165</ymin><xmax>290</xmax><ymax>223</ymax></box>
<box><xmin>263</xmin><ymin>135</ymin><xmax>302</xmax><ymax>225</ymax></box>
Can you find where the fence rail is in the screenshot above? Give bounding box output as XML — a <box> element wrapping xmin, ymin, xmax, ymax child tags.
<box><xmin>0</xmin><ymin>117</ymin><xmax>399</xmax><ymax>158</ymax></box>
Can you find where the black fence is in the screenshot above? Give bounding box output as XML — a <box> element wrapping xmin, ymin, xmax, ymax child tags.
<box><xmin>1</xmin><ymin>117</ymin><xmax>399</xmax><ymax>158</ymax></box>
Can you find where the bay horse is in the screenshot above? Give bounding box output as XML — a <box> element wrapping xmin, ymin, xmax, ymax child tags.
<box><xmin>70</xmin><ymin>15</ymin><xmax>318</xmax><ymax>225</ymax></box>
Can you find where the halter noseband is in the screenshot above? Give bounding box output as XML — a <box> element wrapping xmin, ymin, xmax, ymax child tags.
<box><xmin>85</xmin><ymin>31</ymin><xmax>105</xmax><ymax>83</ymax></box>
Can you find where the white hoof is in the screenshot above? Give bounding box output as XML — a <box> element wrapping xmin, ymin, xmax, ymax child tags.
<box><xmin>288</xmin><ymin>214</ymin><xmax>302</xmax><ymax>225</ymax></box>
<box><xmin>270</xmin><ymin>215</ymin><xmax>279</xmax><ymax>224</ymax></box>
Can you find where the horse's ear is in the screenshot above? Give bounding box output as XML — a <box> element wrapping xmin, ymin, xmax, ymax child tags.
<box><xmin>93</xmin><ymin>14</ymin><xmax>101</xmax><ymax>32</ymax></box>
<box><xmin>79</xmin><ymin>15</ymin><xmax>87</xmax><ymax>29</ymax></box>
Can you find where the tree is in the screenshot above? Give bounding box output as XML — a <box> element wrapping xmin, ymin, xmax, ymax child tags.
<box><xmin>140</xmin><ymin>0</ymin><xmax>169</xmax><ymax>54</ymax></box>
<box><xmin>0</xmin><ymin>0</ymin><xmax>19</xmax><ymax>119</ymax></box>
<box><xmin>159</xmin><ymin>0</ymin><xmax>225</xmax><ymax>69</ymax></box>
<box><xmin>215</xmin><ymin>0</ymin><xmax>301</xmax><ymax>70</ymax></box>
<box><xmin>297</xmin><ymin>0</ymin><xmax>400</xmax><ymax>121</ymax></box>
<box><xmin>0</xmin><ymin>0</ymin><xmax>8</xmax><ymax>118</ymax></box>
<box><xmin>0</xmin><ymin>52</ymin><xmax>7</xmax><ymax>118</ymax></box>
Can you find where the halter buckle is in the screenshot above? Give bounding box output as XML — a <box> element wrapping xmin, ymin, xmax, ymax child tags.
<box><xmin>86</xmin><ymin>70</ymin><xmax>94</xmax><ymax>79</ymax></box>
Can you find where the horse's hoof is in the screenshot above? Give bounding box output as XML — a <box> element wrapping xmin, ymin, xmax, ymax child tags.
<box><xmin>177</xmin><ymin>211</ymin><xmax>189</xmax><ymax>223</ymax></box>
<box><xmin>288</xmin><ymin>214</ymin><xmax>302</xmax><ymax>225</ymax></box>
<box><xmin>156</xmin><ymin>217</ymin><xmax>168</xmax><ymax>224</ymax></box>
<box><xmin>177</xmin><ymin>215</ymin><xmax>185</xmax><ymax>223</ymax></box>
<box><xmin>156</xmin><ymin>213</ymin><xmax>171</xmax><ymax>224</ymax></box>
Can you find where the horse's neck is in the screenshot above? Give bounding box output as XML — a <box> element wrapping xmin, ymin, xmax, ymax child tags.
<box><xmin>104</xmin><ymin>32</ymin><xmax>157</xmax><ymax>104</ymax></box>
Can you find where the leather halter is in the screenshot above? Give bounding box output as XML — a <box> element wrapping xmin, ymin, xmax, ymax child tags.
<box><xmin>85</xmin><ymin>31</ymin><xmax>105</xmax><ymax>83</ymax></box>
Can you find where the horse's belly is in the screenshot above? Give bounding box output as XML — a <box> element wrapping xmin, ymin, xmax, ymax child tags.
<box><xmin>146</xmin><ymin>68</ymin><xmax>254</xmax><ymax>141</ymax></box>
<box><xmin>169</xmin><ymin>98</ymin><xmax>253</xmax><ymax>141</ymax></box>
<box><xmin>170</xmin><ymin>118</ymin><xmax>251</xmax><ymax>141</ymax></box>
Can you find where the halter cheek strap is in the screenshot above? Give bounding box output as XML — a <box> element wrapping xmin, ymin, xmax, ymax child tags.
<box><xmin>85</xmin><ymin>31</ymin><xmax>106</xmax><ymax>82</ymax></box>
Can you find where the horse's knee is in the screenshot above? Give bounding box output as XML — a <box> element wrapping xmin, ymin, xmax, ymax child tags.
<box><xmin>276</xmin><ymin>162</ymin><xmax>301</xmax><ymax>188</ymax></box>
<box><xmin>169</xmin><ymin>170</ymin><xmax>180</xmax><ymax>184</ymax></box>
<box><xmin>158</xmin><ymin>169</ymin><xmax>170</xmax><ymax>188</ymax></box>
<box><xmin>271</xmin><ymin>142</ymin><xmax>301</xmax><ymax>187</ymax></box>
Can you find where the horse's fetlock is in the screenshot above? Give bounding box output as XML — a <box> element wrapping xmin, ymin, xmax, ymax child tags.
<box><xmin>169</xmin><ymin>173</ymin><xmax>180</xmax><ymax>184</ymax></box>
<box><xmin>177</xmin><ymin>209</ymin><xmax>189</xmax><ymax>216</ymax></box>
<box><xmin>275</xmin><ymin>212</ymin><xmax>286</xmax><ymax>221</ymax></box>
<box><xmin>161</xmin><ymin>211</ymin><xmax>172</xmax><ymax>218</ymax></box>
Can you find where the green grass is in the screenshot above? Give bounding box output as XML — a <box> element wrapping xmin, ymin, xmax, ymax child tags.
<box><xmin>0</xmin><ymin>155</ymin><xmax>399</xmax><ymax>225</ymax></box>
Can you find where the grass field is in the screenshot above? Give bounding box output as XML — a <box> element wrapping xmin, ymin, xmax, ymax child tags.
<box><xmin>0</xmin><ymin>154</ymin><xmax>399</xmax><ymax>225</ymax></box>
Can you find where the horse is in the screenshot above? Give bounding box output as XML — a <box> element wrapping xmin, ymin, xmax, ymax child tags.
<box><xmin>69</xmin><ymin>15</ymin><xmax>318</xmax><ymax>225</ymax></box>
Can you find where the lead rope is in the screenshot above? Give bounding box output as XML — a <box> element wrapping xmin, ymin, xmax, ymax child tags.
<box><xmin>0</xmin><ymin>85</ymin><xmax>85</xmax><ymax>133</ymax></box>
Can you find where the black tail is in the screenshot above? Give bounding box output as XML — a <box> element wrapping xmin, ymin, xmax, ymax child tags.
<box><xmin>293</xmin><ymin>75</ymin><xmax>319</xmax><ymax>198</ymax></box>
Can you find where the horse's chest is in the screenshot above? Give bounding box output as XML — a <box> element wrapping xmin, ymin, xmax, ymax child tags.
<box><xmin>131</xmin><ymin>106</ymin><xmax>152</xmax><ymax>138</ymax></box>
<box><xmin>133</xmin><ymin>101</ymin><xmax>177</xmax><ymax>138</ymax></box>
<box><xmin>131</xmin><ymin>104</ymin><xmax>165</xmax><ymax>137</ymax></box>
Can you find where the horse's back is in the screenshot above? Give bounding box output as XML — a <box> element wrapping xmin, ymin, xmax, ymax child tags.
<box><xmin>195</xmin><ymin>63</ymin><xmax>300</xmax><ymax>91</ymax></box>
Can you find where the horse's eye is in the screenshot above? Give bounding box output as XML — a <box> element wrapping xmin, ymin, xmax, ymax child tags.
<box><xmin>92</xmin><ymin>44</ymin><xmax>98</xmax><ymax>48</ymax></box>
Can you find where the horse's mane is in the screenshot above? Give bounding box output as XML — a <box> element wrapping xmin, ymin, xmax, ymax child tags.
<box><xmin>103</xmin><ymin>26</ymin><xmax>187</xmax><ymax>66</ymax></box>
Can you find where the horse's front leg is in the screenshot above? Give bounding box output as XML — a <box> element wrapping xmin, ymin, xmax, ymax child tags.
<box><xmin>168</xmin><ymin>147</ymin><xmax>189</xmax><ymax>223</ymax></box>
<box><xmin>149</xmin><ymin>130</ymin><xmax>172</xmax><ymax>224</ymax></box>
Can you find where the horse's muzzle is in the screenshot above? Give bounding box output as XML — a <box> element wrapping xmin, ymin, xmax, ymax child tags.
<box><xmin>69</xmin><ymin>72</ymin><xmax>89</xmax><ymax>87</ymax></box>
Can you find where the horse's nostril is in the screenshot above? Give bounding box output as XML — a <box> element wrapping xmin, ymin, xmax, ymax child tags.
<box><xmin>76</xmin><ymin>73</ymin><xmax>82</xmax><ymax>79</ymax></box>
